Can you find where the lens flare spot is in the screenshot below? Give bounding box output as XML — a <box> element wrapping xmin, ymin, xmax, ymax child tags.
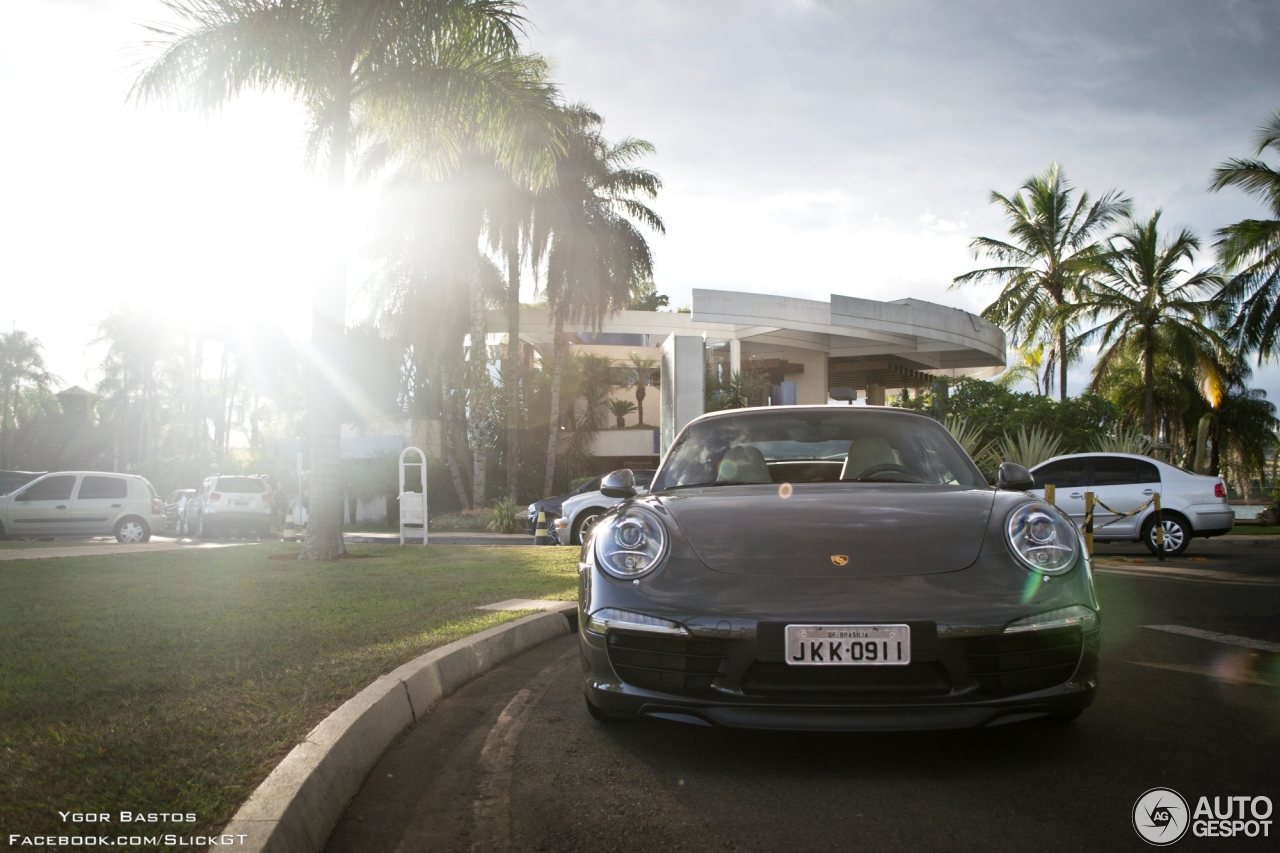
<box><xmin>778</xmin><ymin>482</ymin><xmax>793</xmax><ymax>499</ymax></box>
<box><xmin>1021</xmin><ymin>569</ymin><xmax>1042</xmax><ymax>603</ymax></box>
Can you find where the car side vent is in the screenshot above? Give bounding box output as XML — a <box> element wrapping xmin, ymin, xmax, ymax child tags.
<box><xmin>606</xmin><ymin>631</ymin><xmax>731</xmax><ymax>695</ymax></box>
<box><xmin>960</xmin><ymin>627</ymin><xmax>1083</xmax><ymax>697</ymax></box>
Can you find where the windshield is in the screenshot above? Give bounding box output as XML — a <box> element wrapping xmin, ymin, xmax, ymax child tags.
<box><xmin>653</xmin><ymin>409</ymin><xmax>985</xmax><ymax>490</ymax></box>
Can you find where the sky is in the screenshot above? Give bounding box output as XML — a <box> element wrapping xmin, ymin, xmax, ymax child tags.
<box><xmin>2</xmin><ymin>0</ymin><xmax>1278</xmax><ymax>402</ymax></box>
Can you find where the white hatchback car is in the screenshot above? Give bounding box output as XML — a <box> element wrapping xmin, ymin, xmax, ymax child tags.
<box><xmin>1029</xmin><ymin>453</ymin><xmax>1233</xmax><ymax>556</ymax></box>
<box><xmin>554</xmin><ymin>470</ymin><xmax>657</xmax><ymax>546</ymax></box>
<box><xmin>186</xmin><ymin>475</ymin><xmax>275</xmax><ymax>538</ymax></box>
<box><xmin>0</xmin><ymin>471</ymin><xmax>166</xmax><ymax>543</ymax></box>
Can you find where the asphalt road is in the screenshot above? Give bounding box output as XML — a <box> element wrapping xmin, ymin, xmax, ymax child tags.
<box><xmin>325</xmin><ymin>548</ymin><xmax>1279</xmax><ymax>853</ymax></box>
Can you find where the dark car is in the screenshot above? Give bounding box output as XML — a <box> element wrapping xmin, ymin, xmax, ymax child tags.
<box><xmin>578</xmin><ymin>406</ymin><xmax>1099</xmax><ymax>730</ymax></box>
<box><xmin>522</xmin><ymin>476</ymin><xmax>604</xmax><ymax>535</ymax></box>
<box><xmin>0</xmin><ymin>471</ymin><xmax>44</xmax><ymax>496</ymax></box>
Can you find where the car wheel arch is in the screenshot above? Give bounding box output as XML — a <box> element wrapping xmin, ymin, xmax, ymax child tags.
<box><xmin>1141</xmin><ymin>510</ymin><xmax>1192</xmax><ymax>555</ymax></box>
<box><xmin>114</xmin><ymin>515</ymin><xmax>151</xmax><ymax>544</ymax></box>
<box><xmin>572</xmin><ymin>506</ymin><xmax>609</xmax><ymax>545</ymax></box>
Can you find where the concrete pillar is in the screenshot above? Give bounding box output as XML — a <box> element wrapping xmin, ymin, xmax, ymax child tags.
<box><xmin>660</xmin><ymin>334</ymin><xmax>706</xmax><ymax>455</ymax></box>
<box><xmin>867</xmin><ymin>383</ymin><xmax>885</xmax><ymax>406</ymax></box>
<box><xmin>729</xmin><ymin>338</ymin><xmax>742</xmax><ymax>375</ymax></box>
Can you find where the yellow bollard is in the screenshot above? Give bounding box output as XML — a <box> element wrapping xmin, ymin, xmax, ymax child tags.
<box><xmin>1083</xmin><ymin>491</ymin><xmax>1094</xmax><ymax>557</ymax></box>
<box><xmin>534</xmin><ymin>510</ymin><xmax>549</xmax><ymax>546</ymax></box>
<box><xmin>1045</xmin><ymin>483</ymin><xmax>1056</xmax><ymax>506</ymax></box>
<box><xmin>1153</xmin><ymin>493</ymin><xmax>1165</xmax><ymax>561</ymax></box>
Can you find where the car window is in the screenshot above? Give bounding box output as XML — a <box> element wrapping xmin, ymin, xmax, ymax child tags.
<box><xmin>654</xmin><ymin>410</ymin><xmax>984</xmax><ymax>489</ymax></box>
<box><xmin>1135</xmin><ymin>460</ymin><xmax>1160</xmax><ymax>484</ymax></box>
<box><xmin>1090</xmin><ymin>457</ymin><xmax>1139</xmax><ymax>487</ymax></box>
<box><xmin>573</xmin><ymin>477</ymin><xmax>602</xmax><ymax>495</ymax></box>
<box><xmin>16</xmin><ymin>475</ymin><xmax>77</xmax><ymax>502</ymax></box>
<box><xmin>77</xmin><ymin>476</ymin><xmax>128</xmax><ymax>500</ymax></box>
<box><xmin>1033</xmin><ymin>459</ymin><xmax>1087</xmax><ymax>489</ymax></box>
<box><xmin>215</xmin><ymin>477</ymin><xmax>266</xmax><ymax>493</ymax></box>
<box><xmin>635</xmin><ymin>471</ymin><xmax>657</xmax><ymax>488</ymax></box>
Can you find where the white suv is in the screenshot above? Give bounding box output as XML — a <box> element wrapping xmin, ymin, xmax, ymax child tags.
<box><xmin>1029</xmin><ymin>453</ymin><xmax>1233</xmax><ymax>556</ymax></box>
<box><xmin>186</xmin><ymin>475</ymin><xmax>275</xmax><ymax>539</ymax></box>
<box><xmin>0</xmin><ymin>471</ymin><xmax>165</xmax><ymax>543</ymax></box>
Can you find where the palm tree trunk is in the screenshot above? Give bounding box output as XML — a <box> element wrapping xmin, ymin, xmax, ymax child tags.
<box><xmin>468</xmin><ymin>264</ymin><xmax>489</xmax><ymax>508</ymax></box>
<box><xmin>0</xmin><ymin>381</ymin><xmax>11</xmax><ymax>469</ymax></box>
<box><xmin>442</xmin><ymin>363</ymin><xmax>472</xmax><ymax>510</ymax></box>
<box><xmin>302</xmin><ymin>102</ymin><xmax>350</xmax><ymax>560</ymax></box>
<box><xmin>1057</xmin><ymin>325</ymin><xmax>1068</xmax><ymax>402</ymax></box>
<box><xmin>542</xmin><ymin>315</ymin><xmax>565</xmax><ymax>498</ymax></box>
<box><xmin>505</xmin><ymin>244</ymin><xmax>521</xmax><ymax>502</ymax></box>
<box><xmin>1142</xmin><ymin>336</ymin><xmax>1156</xmax><ymax>437</ymax></box>
<box><xmin>635</xmin><ymin>384</ymin><xmax>646</xmax><ymax>426</ymax></box>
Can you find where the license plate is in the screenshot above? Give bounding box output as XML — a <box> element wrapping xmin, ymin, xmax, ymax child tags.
<box><xmin>785</xmin><ymin>624</ymin><xmax>911</xmax><ymax>666</ymax></box>
<box><xmin>233</xmin><ymin>500</ymin><xmax>250</xmax><ymax>507</ymax></box>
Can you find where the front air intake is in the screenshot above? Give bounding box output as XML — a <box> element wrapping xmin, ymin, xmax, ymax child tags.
<box><xmin>606</xmin><ymin>631</ymin><xmax>730</xmax><ymax>695</ymax></box>
<box><xmin>960</xmin><ymin>627</ymin><xmax>1083</xmax><ymax>697</ymax></box>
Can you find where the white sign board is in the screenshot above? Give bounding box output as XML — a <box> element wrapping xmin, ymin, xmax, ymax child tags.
<box><xmin>398</xmin><ymin>446</ymin><xmax>428</xmax><ymax>546</ymax></box>
<box><xmin>400</xmin><ymin>491</ymin><xmax>424</xmax><ymax>524</ymax></box>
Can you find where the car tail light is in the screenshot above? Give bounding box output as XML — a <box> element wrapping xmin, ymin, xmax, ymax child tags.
<box><xmin>1214</xmin><ymin>482</ymin><xmax>1225</xmax><ymax>498</ymax></box>
<box><xmin>151</xmin><ymin>498</ymin><xmax>163</xmax><ymax>514</ymax></box>
<box><xmin>210</xmin><ymin>492</ymin><xmax>222</xmax><ymax>501</ymax></box>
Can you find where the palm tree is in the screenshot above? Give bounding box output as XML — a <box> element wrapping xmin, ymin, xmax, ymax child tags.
<box><xmin>1074</xmin><ymin>211</ymin><xmax>1222</xmax><ymax>436</ymax></box>
<box><xmin>621</xmin><ymin>353</ymin><xmax>658</xmax><ymax>425</ymax></box>
<box><xmin>606</xmin><ymin>398</ymin><xmax>636</xmax><ymax>428</ymax></box>
<box><xmin>1210</xmin><ymin>110</ymin><xmax>1280</xmax><ymax>360</ymax></box>
<box><xmin>0</xmin><ymin>330</ymin><xmax>57</xmax><ymax>469</ymax></box>
<box><xmin>531</xmin><ymin>105</ymin><xmax>663</xmax><ymax>497</ymax></box>
<box><xmin>132</xmin><ymin>0</ymin><xmax>559</xmax><ymax>560</ymax></box>
<box><xmin>993</xmin><ymin>342</ymin><xmax>1048</xmax><ymax>396</ymax></box>
<box><xmin>481</xmin><ymin>170</ymin><xmax>536</xmax><ymax>502</ymax></box>
<box><xmin>953</xmin><ymin>163</ymin><xmax>1130</xmax><ymax>400</ymax></box>
<box><xmin>94</xmin><ymin>308</ymin><xmax>169</xmax><ymax>470</ymax></box>
<box><xmin>1194</xmin><ymin>357</ymin><xmax>1279</xmax><ymax>485</ymax></box>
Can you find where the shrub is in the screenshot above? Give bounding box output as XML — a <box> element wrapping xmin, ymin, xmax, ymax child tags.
<box><xmin>488</xmin><ymin>497</ymin><xmax>522</xmax><ymax>533</ymax></box>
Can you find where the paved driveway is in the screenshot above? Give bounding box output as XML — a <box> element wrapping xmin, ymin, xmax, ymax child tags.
<box><xmin>324</xmin><ymin>547</ymin><xmax>1279</xmax><ymax>853</ymax></box>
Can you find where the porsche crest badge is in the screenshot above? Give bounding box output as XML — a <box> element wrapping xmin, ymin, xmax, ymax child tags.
<box><xmin>830</xmin><ymin>555</ymin><xmax>850</xmax><ymax>566</ymax></box>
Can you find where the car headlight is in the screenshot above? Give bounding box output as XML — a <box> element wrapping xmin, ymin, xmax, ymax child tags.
<box><xmin>1006</xmin><ymin>502</ymin><xmax>1078</xmax><ymax>574</ymax></box>
<box><xmin>593</xmin><ymin>505</ymin><xmax>669</xmax><ymax>580</ymax></box>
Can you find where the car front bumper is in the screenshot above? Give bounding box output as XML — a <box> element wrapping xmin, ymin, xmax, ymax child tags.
<box><xmin>581</xmin><ymin>622</ymin><xmax>1100</xmax><ymax>730</ymax></box>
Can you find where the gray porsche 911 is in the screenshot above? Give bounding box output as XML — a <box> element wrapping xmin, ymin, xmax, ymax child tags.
<box><xmin>578</xmin><ymin>405</ymin><xmax>1100</xmax><ymax>730</ymax></box>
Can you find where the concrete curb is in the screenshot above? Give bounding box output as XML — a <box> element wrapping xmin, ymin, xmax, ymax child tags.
<box><xmin>220</xmin><ymin>603</ymin><xmax>576</xmax><ymax>853</ymax></box>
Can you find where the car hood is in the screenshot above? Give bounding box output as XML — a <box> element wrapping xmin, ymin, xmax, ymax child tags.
<box><xmin>654</xmin><ymin>484</ymin><xmax>996</xmax><ymax>578</ymax></box>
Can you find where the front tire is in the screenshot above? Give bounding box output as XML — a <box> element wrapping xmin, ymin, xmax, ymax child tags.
<box><xmin>115</xmin><ymin>517</ymin><xmax>151</xmax><ymax>544</ymax></box>
<box><xmin>571</xmin><ymin>507</ymin><xmax>607</xmax><ymax>546</ymax></box>
<box><xmin>1142</xmin><ymin>514</ymin><xmax>1190</xmax><ymax>557</ymax></box>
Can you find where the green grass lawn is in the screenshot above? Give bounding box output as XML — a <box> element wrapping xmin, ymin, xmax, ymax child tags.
<box><xmin>1227</xmin><ymin>525</ymin><xmax>1280</xmax><ymax>535</ymax></box>
<box><xmin>0</xmin><ymin>543</ymin><xmax>578</xmax><ymax>840</ymax></box>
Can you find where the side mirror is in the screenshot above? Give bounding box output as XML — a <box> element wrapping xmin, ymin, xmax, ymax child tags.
<box><xmin>600</xmin><ymin>468</ymin><xmax>637</xmax><ymax>499</ymax></box>
<box><xmin>996</xmin><ymin>462</ymin><xmax>1036</xmax><ymax>491</ymax></box>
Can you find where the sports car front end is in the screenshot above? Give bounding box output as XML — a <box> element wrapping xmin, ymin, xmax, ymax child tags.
<box><xmin>578</xmin><ymin>406</ymin><xmax>1100</xmax><ymax>731</ymax></box>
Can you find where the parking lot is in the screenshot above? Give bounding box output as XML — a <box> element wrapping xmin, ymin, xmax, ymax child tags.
<box><xmin>323</xmin><ymin>545</ymin><xmax>1279</xmax><ymax>853</ymax></box>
